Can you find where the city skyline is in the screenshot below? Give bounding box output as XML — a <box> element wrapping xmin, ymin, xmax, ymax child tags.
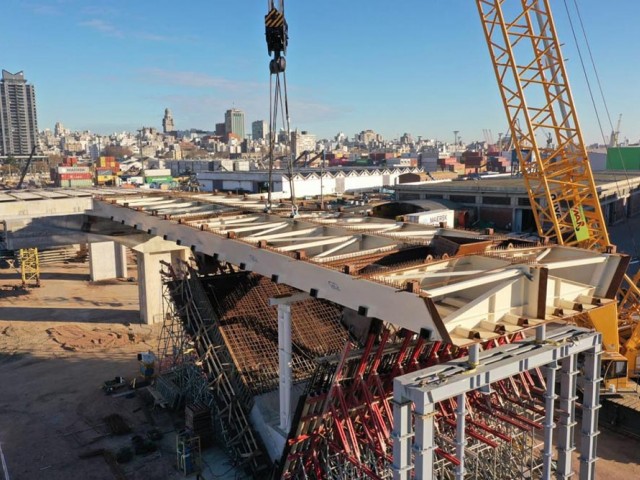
<box><xmin>2</xmin><ymin>1</ymin><xmax>640</xmax><ymax>143</ymax></box>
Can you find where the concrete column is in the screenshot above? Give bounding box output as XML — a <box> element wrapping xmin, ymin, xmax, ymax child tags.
<box><xmin>90</xmin><ymin>241</ymin><xmax>129</xmax><ymax>281</ymax></box>
<box><xmin>277</xmin><ymin>303</ymin><xmax>292</xmax><ymax>432</ymax></box>
<box><xmin>269</xmin><ymin>292</ymin><xmax>309</xmax><ymax>433</ymax></box>
<box><xmin>579</xmin><ymin>346</ymin><xmax>602</xmax><ymax>480</ymax></box>
<box><xmin>392</xmin><ymin>397</ymin><xmax>413</xmax><ymax>480</ymax></box>
<box><xmin>170</xmin><ymin>247</ymin><xmax>189</xmax><ymax>276</ymax></box>
<box><xmin>132</xmin><ymin>237</ymin><xmax>190</xmax><ymax>324</ymax></box>
<box><xmin>114</xmin><ymin>244</ymin><xmax>128</xmax><ymax>278</ymax></box>
<box><xmin>89</xmin><ymin>241</ymin><xmax>117</xmax><ymax>281</ymax></box>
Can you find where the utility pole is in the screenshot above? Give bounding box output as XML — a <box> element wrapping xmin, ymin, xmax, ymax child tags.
<box><xmin>320</xmin><ymin>149</ymin><xmax>325</xmax><ymax>209</ymax></box>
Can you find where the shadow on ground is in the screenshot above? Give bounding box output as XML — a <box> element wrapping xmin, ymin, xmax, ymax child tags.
<box><xmin>0</xmin><ymin>307</ymin><xmax>140</xmax><ymax>324</ymax></box>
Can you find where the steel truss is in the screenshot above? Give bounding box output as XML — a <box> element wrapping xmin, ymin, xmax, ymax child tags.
<box><xmin>476</xmin><ymin>0</ymin><xmax>609</xmax><ymax>251</ymax></box>
<box><xmin>18</xmin><ymin>247</ymin><xmax>40</xmax><ymax>288</ymax></box>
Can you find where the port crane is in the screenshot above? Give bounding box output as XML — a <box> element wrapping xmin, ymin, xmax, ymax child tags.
<box><xmin>476</xmin><ymin>0</ymin><xmax>640</xmax><ymax>390</ymax></box>
<box><xmin>609</xmin><ymin>113</ymin><xmax>623</xmax><ymax>148</ymax></box>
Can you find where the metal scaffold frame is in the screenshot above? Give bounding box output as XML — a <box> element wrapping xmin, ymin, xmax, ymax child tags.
<box><xmin>278</xmin><ymin>324</ymin><xmax>570</xmax><ymax>480</ymax></box>
<box><xmin>392</xmin><ymin>325</ymin><xmax>602</xmax><ymax>480</ymax></box>
<box><xmin>157</xmin><ymin>264</ymin><xmax>270</xmax><ymax>475</ymax></box>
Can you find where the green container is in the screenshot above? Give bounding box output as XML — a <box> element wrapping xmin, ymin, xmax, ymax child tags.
<box><xmin>606</xmin><ymin>147</ymin><xmax>640</xmax><ymax>170</ymax></box>
<box><xmin>144</xmin><ymin>176</ymin><xmax>173</xmax><ymax>184</ymax></box>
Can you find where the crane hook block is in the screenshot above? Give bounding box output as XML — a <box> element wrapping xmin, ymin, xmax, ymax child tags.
<box><xmin>265</xmin><ymin>7</ymin><xmax>288</xmax><ymax>58</ymax></box>
<box><xmin>270</xmin><ymin>57</ymin><xmax>286</xmax><ymax>75</ymax></box>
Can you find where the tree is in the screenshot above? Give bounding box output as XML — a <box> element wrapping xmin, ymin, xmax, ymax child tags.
<box><xmin>103</xmin><ymin>145</ymin><xmax>133</xmax><ymax>159</ymax></box>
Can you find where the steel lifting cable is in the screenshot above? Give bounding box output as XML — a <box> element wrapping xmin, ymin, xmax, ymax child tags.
<box><xmin>562</xmin><ymin>0</ymin><xmax>640</xmax><ymax>259</ymax></box>
<box><xmin>267</xmin><ymin>73</ymin><xmax>274</xmax><ymax>211</ymax></box>
<box><xmin>281</xmin><ymin>70</ymin><xmax>298</xmax><ymax>216</ymax></box>
<box><xmin>267</xmin><ymin>70</ymin><xmax>297</xmax><ymax>215</ymax></box>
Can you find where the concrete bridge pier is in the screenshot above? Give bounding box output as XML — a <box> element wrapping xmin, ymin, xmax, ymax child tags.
<box><xmin>132</xmin><ymin>237</ymin><xmax>189</xmax><ymax>324</ymax></box>
<box><xmin>89</xmin><ymin>241</ymin><xmax>129</xmax><ymax>281</ymax></box>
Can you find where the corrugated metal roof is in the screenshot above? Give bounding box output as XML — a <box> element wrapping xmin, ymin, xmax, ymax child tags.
<box><xmin>394</xmin><ymin>170</ymin><xmax>640</xmax><ymax>194</ymax></box>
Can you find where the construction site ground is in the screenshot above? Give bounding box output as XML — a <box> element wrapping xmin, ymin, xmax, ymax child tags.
<box><xmin>0</xmin><ymin>262</ymin><xmax>639</xmax><ymax>479</ymax></box>
<box><xmin>0</xmin><ymin>263</ymin><xmax>246</xmax><ymax>480</ymax></box>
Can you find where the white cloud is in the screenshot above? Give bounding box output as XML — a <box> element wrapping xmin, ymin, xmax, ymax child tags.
<box><xmin>27</xmin><ymin>3</ymin><xmax>61</xmax><ymax>16</ymax></box>
<box><xmin>79</xmin><ymin>19</ymin><xmax>124</xmax><ymax>38</ymax></box>
<box><xmin>140</xmin><ymin>68</ymin><xmax>263</xmax><ymax>92</ymax></box>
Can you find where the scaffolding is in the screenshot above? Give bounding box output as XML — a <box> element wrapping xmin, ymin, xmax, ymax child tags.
<box><xmin>19</xmin><ymin>247</ymin><xmax>39</xmax><ymax>288</ymax></box>
<box><xmin>277</xmin><ymin>324</ymin><xmax>576</xmax><ymax>480</ymax></box>
<box><xmin>393</xmin><ymin>326</ymin><xmax>602</xmax><ymax>480</ymax></box>
<box><xmin>157</xmin><ymin>265</ymin><xmax>270</xmax><ymax>475</ymax></box>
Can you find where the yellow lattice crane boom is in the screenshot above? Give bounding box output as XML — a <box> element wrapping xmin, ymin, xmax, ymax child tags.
<box><xmin>476</xmin><ymin>0</ymin><xmax>610</xmax><ymax>251</ymax></box>
<box><xmin>476</xmin><ymin>0</ymin><xmax>640</xmax><ymax>387</ymax></box>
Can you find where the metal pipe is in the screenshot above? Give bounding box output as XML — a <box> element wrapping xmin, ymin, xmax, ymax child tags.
<box><xmin>391</xmin><ymin>398</ymin><xmax>413</xmax><ymax>480</ymax></box>
<box><xmin>455</xmin><ymin>393</ymin><xmax>466</xmax><ymax>480</ymax></box>
<box><xmin>579</xmin><ymin>346</ymin><xmax>602</xmax><ymax>480</ymax></box>
<box><xmin>542</xmin><ymin>360</ymin><xmax>558</xmax><ymax>478</ymax></box>
<box><xmin>468</xmin><ymin>343</ymin><xmax>480</xmax><ymax>368</ymax></box>
<box><xmin>557</xmin><ymin>353</ymin><xmax>578</xmax><ymax>479</ymax></box>
<box><xmin>414</xmin><ymin>399</ymin><xmax>436</xmax><ymax>480</ymax></box>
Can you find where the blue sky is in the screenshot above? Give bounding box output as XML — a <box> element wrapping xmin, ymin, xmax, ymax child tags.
<box><xmin>2</xmin><ymin>0</ymin><xmax>639</xmax><ymax>143</ymax></box>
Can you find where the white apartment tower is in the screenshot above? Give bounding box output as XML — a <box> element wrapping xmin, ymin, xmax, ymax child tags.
<box><xmin>0</xmin><ymin>70</ymin><xmax>39</xmax><ymax>155</ymax></box>
<box><xmin>291</xmin><ymin>129</ymin><xmax>317</xmax><ymax>157</ymax></box>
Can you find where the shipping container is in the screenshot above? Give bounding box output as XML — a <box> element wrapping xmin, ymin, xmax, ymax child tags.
<box><xmin>59</xmin><ymin>172</ymin><xmax>93</xmax><ymax>178</ymax></box>
<box><xmin>57</xmin><ymin>179</ymin><xmax>94</xmax><ymax>188</ymax></box>
<box><xmin>607</xmin><ymin>147</ymin><xmax>640</xmax><ymax>170</ymax></box>
<box><xmin>143</xmin><ymin>168</ymin><xmax>171</xmax><ymax>177</ymax></box>
<box><xmin>144</xmin><ymin>175</ymin><xmax>173</xmax><ymax>184</ymax></box>
<box><xmin>57</xmin><ymin>166</ymin><xmax>91</xmax><ymax>174</ymax></box>
<box><xmin>98</xmin><ymin>156</ymin><xmax>118</xmax><ymax>167</ymax></box>
<box><xmin>96</xmin><ymin>175</ymin><xmax>117</xmax><ymax>185</ymax></box>
<box><xmin>405</xmin><ymin>209</ymin><xmax>455</xmax><ymax>228</ymax></box>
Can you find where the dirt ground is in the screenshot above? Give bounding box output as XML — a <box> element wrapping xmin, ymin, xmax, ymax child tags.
<box><xmin>0</xmin><ymin>262</ymin><xmax>639</xmax><ymax>479</ymax></box>
<box><xmin>0</xmin><ymin>263</ymin><xmax>237</xmax><ymax>480</ymax></box>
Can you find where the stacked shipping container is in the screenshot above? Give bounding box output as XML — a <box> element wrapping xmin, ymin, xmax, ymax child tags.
<box><xmin>52</xmin><ymin>165</ymin><xmax>93</xmax><ymax>187</ymax></box>
<box><xmin>95</xmin><ymin>156</ymin><xmax>119</xmax><ymax>185</ymax></box>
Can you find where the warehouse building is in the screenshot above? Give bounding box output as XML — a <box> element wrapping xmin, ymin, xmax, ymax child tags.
<box><xmin>196</xmin><ymin>166</ymin><xmax>422</xmax><ymax>196</ymax></box>
<box><xmin>394</xmin><ymin>171</ymin><xmax>640</xmax><ymax>232</ymax></box>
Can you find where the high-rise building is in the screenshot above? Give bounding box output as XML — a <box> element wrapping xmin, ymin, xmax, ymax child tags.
<box><xmin>252</xmin><ymin>120</ymin><xmax>268</xmax><ymax>141</ymax></box>
<box><xmin>0</xmin><ymin>70</ymin><xmax>39</xmax><ymax>155</ymax></box>
<box><xmin>224</xmin><ymin>109</ymin><xmax>245</xmax><ymax>141</ymax></box>
<box><xmin>162</xmin><ymin>108</ymin><xmax>175</xmax><ymax>133</ymax></box>
<box><xmin>54</xmin><ymin>121</ymin><xmax>65</xmax><ymax>137</ymax></box>
<box><xmin>215</xmin><ymin>123</ymin><xmax>226</xmax><ymax>138</ymax></box>
<box><xmin>291</xmin><ymin>130</ymin><xmax>317</xmax><ymax>157</ymax></box>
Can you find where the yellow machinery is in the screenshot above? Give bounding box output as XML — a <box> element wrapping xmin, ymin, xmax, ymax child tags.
<box><xmin>19</xmin><ymin>247</ymin><xmax>40</xmax><ymax>288</ymax></box>
<box><xmin>475</xmin><ymin>0</ymin><xmax>639</xmax><ymax>391</ymax></box>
